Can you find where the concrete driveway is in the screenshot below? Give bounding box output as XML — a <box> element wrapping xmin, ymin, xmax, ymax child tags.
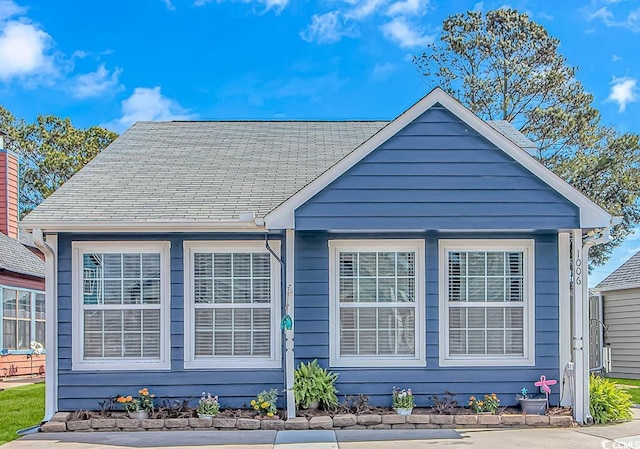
<box><xmin>3</xmin><ymin>410</ymin><xmax>639</xmax><ymax>449</ymax></box>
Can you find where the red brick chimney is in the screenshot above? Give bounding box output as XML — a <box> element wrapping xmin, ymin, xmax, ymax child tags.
<box><xmin>0</xmin><ymin>132</ymin><xmax>19</xmax><ymax>239</ymax></box>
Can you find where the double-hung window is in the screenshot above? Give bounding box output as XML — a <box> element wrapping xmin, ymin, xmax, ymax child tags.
<box><xmin>71</xmin><ymin>242</ymin><xmax>171</xmax><ymax>370</ymax></box>
<box><xmin>1</xmin><ymin>288</ymin><xmax>45</xmax><ymax>351</ymax></box>
<box><xmin>183</xmin><ymin>241</ymin><xmax>281</xmax><ymax>369</ymax></box>
<box><xmin>439</xmin><ymin>240</ymin><xmax>535</xmax><ymax>366</ymax></box>
<box><xmin>329</xmin><ymin>240</ymin><xmax>425</xmax><ymax>367</ymax></box>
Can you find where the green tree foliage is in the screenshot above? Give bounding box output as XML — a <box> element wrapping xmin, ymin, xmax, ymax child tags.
<box><xmin>413</xmin><ymin>8</ymin><xmax>640</xmax><ymax>266</ymax></box>
<box><xmin>0</xmin><ymin>106</ymin><xmax>117</xmax><ymax>215</ymax></box>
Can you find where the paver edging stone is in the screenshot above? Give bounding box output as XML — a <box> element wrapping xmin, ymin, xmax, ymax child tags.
<box><xmin>48</xmin><ymin>411</ymin><xmax>574</xmax><ymax>432</ymax></box>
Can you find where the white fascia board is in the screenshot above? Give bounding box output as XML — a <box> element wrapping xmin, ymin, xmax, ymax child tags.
<box><xmin>264</xmin><ymin>87</ymin><xmax>612</xmax><ymax>230</ymax></box>
<box><xmin>18</xmin><ymin>220</ymin><xmax>267</xmax><ymax>234</ymax></box>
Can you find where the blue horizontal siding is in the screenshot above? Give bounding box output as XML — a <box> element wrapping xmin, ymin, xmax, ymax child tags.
<box><xmin>295</xmin><ymin>104</ymin><xmax>579</xmax><ymax>231</ymax></box>
<box><xmin>294</xmin><ymin>231</ymin><xmax>560</xmax><ymax>407</ymax></box>
<box><xmin>56</xmin><ymin>232</ymin><xmax>285</xmax><ymax>412</ymax></box>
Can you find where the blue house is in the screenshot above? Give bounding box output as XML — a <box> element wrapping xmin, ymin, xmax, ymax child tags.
<box><xmin>21</xmin><ymin>88</ymin><xmax>613</xmax><ymax>424</ymax></box>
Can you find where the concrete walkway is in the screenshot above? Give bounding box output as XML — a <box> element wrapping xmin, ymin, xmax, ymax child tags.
<box><xmin>2</xmin><ymin>409</ymin><xmax>639</xmax><ymax>449</ymax></box>
<box><xmin>0</xmin><ymin>377</ymin><xmax>44</xmax><ymax>391</ymax></box>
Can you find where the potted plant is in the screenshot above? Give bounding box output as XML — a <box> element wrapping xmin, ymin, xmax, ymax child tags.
<box><xmin>392</xmin><ymin>386</ymin><xmax>415</xmax><ymax>415</ymax></box>
<box><xmin>196</xmin><ymin>392</ymin><xmax>220</xmax><ymax>418</ymax></box>
<box><xmin>251</xmin><ymin>388</ymin><xmax>279</xmax><ymax>418</ymax></box>
<box><xmin>516</xmin><ymin>388</ymin><xmax>547</xmax><ymax>415</ymax></box>
<box><xmin>117</xmin><ymin>387</ymin><xmax>155</xmax><ymax>419</ymax></box>
<box><xmin>468</xmin><ymin>393</ymin><xmax>500</xmax><ymax>414</ymax></box>
<box><xmin>293</xmin><ymin>359</ymin><xmax>339</xmax><ymax>410</ymax></box>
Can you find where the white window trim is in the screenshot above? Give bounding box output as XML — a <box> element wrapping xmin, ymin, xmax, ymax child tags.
<box><xmin>71</xmin><ymin>241</ymin><xmax>172</xmax><ymax>371</ymax></box>
<box><xmin>0</xmin><ymin>286</ymin><xmax>46</xmax><ymax>353</ymax></box>
<box><xmin>329</xmin><ymin>239</ymin><xmax>426</xmax><ymax>368</ymax></box>
<box><xmin>438</xmin><ymin>239</ymin><xmax>536</xmax><ymax>367</ymax></box>
<box><xmin>183</xmin><ymin>240</ymin><xmax>282</xmax><ymax>369</ymax></box>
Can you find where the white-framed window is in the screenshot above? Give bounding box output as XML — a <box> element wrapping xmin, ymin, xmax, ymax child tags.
<box><xmin>1</xmin><ymin>287</ymin><xmax>45</xmax><ymax>351</ymax></box>
<box><xmin>183</xmin><ymin>241</ymin><xmax>281</xmax><ymax>369</ymax></box>
<box><xmin>329</xmin><ymin>239</ymin><xmax>425</xmax><ymax>368</ymax></box>
<box><xmin>71</xmin><ymin>241</ymin><xmax>171</xmax><ymax>371</ymax></box>
<box><xmin>439</xmin><ymin>239</ymin><xmax>535</xmax><ymax>367</ymax></box>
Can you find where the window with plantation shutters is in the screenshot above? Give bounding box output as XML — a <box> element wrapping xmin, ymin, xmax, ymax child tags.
<box><xmin>329</xmin><ymin>240</ymin><xmax>425</xmax><ymax>368</ymax></box>
<box><xmin>72</xmin><ymin>242</ymin><xmax>171</xmax><ymax>370</ymax></box>
<box><xmin>439</xmin><ymin>240</ymin><xmax>535</xmax><ymax>367</ymax></box>
<box><xmin>184</xmin><ymin>241</ymin><xmax>281</xmax><ymax>369</ymax></box>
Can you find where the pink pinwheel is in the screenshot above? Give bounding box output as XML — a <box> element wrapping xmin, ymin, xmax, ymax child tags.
<box><xmin>535</xmin><ymin>375</ymin><xmax>557</xmax><ymax>395</ymax></box>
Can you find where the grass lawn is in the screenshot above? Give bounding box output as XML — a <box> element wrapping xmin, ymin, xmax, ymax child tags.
<box><xmin>0</xmin><ymin>383</ymin><xmax>45</xmax><ymax>445</ymax></box>
<box><xmin>608</xmin><ymin>377</ymin><xmax>640</xmax><ymax>405</ymax></box>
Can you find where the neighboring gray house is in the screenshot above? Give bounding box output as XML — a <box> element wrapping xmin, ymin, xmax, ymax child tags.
<box><xmin>595</xmin><ymin>250</ymin><xmax>640</xmax><ymax>379</ymax></box>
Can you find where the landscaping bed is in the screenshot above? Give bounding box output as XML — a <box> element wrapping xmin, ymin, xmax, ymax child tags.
<box><xmin>42</xmin><ymin>407</ymin><xmax>575</xmax><ymax>432</ymax></box>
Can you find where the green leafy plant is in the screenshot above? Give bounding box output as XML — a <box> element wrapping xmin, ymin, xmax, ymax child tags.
<box><xmin>468</xmin><ymin>393</ymin><xmax>500</xmax><ymax>414</ymax></box>
<box><xmin>251</xmin><ymin>389</ymin><xmax>278</xmax><ymax>417</ymax></box>
<box><xmin>196</xmin><ymin>392</ymin><xmax>219</xmax><ymax>416</ymax></box>
<box><xmin>392</xmin><ymin>386</ymin><xmax>415</xmax><ymax>410</ymax></box>
<box><xmin>293</xmin><ymin>359</ymin><xmax>339</xmax><ymax>409</ymax></box>
<box><xmin>590</xmin><ymin>375</ymin><xmax>633</xmax><ymax>424</ymax></box>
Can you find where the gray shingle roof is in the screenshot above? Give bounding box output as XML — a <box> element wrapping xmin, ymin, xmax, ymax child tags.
<box><xmin>20</xmin><ymin>118</ymin><xmax>538</xmax><ymax>228</ymax></box>
<box><xmin>488</xmin><ymin>121</ymin><xmax>537</xmax><ymax>154</ymax></box>
<box><xmin>21</xmin><ymin>121</ymin><xmax>388</xmax><ymax>225</ymax></box>
<box><xmin>596</xmin><ymin>250</ymin><xmax>640</xmax><ymax>291</ymax></box>
<box><xmin>0</xmin><ymin>232</ymin><xmax>45</xmax><ymax>278</ymax></box>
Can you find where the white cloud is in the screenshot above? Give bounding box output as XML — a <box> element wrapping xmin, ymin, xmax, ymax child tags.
<box><xmin>161</xmin><ymin>0</ymin><xmax>176</xmax><ymax>11</ymax></box>
<box><xmin>612</xmin><ymin>54</ymin><xmax>622</xmax><ymax>62</ymax></box>
<box><xmin>71</xmin><ymin>64</ymin><xmax>123</xmax><ymax>99</ymax></box>
<box><xmin>0</xmin><ymin>19</ymin><xmax>54</xmax><ymax>81</ymax></box>
<box><xmin>386</xmin><ymin>0</ymin><xmax>428</xmax><ymax>16</ymax></box>
<box><xmin>108</xmin><ymin>87</ymin><xmax>195</xmax><ymax>131</ymax></box>
<box><xmin>194</xmin><ymin>0</ymin><xmax>289</xmax><ymax>12</ymax></box>
<box><xmin>472</xmin><ymin>2</ymin><xmax>484</xmax><ymax>11</ymax></box>
<box><xmin>0</xmin><ymin>0</ymin><xmax>24</xmax><ymax>21</ymax></box>
<box><xmin>607</xmin><ymin>76</ymin><xmax>638</xmax><ymax>112</ymax></box>
<box><xmin>588</xmin><ymin>5</ymin><xmax>640</xmax><ymax>32</ymax></box>
<box><xmin>300</xmin><ymin>11</ymin><xmax>357</xmax><ymax>44</ymax></box>
<box><xmin>345</xmin><ymin>0</ymin><xmax>386</xmax><ymax>20</ymax></box>
<box><xmin>381</xmin><ymin>17</ymin><xmax>432</xmax><ymax>48</ymax></box>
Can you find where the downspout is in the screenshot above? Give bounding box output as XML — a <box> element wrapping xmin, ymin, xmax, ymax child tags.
<box><xmin>32</xmin><ymin>229</ymin><xmax>57</xmax><ymax>422</ymax></box>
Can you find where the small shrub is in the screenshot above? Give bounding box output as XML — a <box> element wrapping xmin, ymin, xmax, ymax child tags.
<box><xmin>590</xmin><ymin>375</ymin><xmax>633</xmax><ymax>424</ymax></box>
<box><xmin>335</xmin><ymin>394</ymin><xmax>370</xmax><ymax>415</ymax></box>
<box><xmin>430</xmin><ymin>391</ymin><xmax>457</xmax><ymax>415</ymax></box>
<box><xmin>293</xmin><ymin>359</ymin><xmax>339</xmax><ymax>409</ymax></box>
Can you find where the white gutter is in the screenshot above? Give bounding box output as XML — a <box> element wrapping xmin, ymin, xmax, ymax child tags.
<box><xmin>32</xmin><ymin>229</ymin><xmax>58</xmax><ymax>422</ymax></box>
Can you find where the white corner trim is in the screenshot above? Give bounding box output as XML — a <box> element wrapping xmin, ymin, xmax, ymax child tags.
<box><xmin>182</xmin><ymin>240</ymin><xmax>282</xmax><ymax>370</ymax></box>
<box><xmin>263</xmin><ymin>87</ymin><xmax>611</xmax><ymax>230</ymax></box>
<box><xmin>558</xmin><ymin>232</ymin><xmax>572</xmax><ymax>406</ymax></box>
<box><xmin>437</xmin><ymin>239</ymin><xmax>536</xmax><ymax>368</ymax></box>
<box><xmin>284</xmin><ymin>229</ymin><xmax>296</xmax><ymax>419</ymax></box>
<box><xmin>327</xmin><ymin>239</ymin><xmax>426</xmax><ymax>368</ymax></box>
<box><xmin>71</xmin><ymin>241</ymin><xmax>172</xmax><ymax>371</ymax></box>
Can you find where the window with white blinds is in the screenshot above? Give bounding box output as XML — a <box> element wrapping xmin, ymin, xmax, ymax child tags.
<box><xmin>72</xmin><ymin>242</ymin><xmax>171</xmax><ymax>370</ymax></box>
<box><xmin>439</xmin><ymin>240</ymin><xmax>535</xmax><ymax>366</ymax></box>
<box><xmin>183</xmin><ymin>241</ymin><xmax>281</xmax><ymax>369</ymax></box>
<box><xmin>329</xmin><ymin>240</ymin><xmax>425</xmax><ymax>368</ymax></box>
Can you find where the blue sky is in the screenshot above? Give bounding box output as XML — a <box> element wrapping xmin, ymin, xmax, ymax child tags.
<box><xmin>0</xmin><ymin>0</ymin><xmax>638</xmax><ymax>284</ymax></box>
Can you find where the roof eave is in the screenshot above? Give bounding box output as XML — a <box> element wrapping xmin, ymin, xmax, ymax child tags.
<box><xmin>594</xmin><ymin>282</ymin><xmax>640</xmax><ymax>292</ymax></box>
